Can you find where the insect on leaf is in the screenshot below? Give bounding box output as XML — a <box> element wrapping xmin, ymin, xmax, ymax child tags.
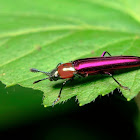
<box><xmin>0</xmin><ymin>0</ymin><xmax>140</xmax><ymax>107</ymax></box>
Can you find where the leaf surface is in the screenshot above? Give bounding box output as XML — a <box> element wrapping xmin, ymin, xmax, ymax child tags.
<box><xmin>0</xmin><ymin>0</ymin><xmax>140</xmax><ymax>106</ymax></box>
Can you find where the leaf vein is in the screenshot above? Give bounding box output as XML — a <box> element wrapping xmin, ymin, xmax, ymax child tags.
<box><xmin>0</xmin><ymin>25</ymin><xmax>140</xmax><ymax>39</ymax></box>
<box><xmin>0</xmin><ymin>31</ymin><xmax>76</xmax><ymax>68</ymax></box>
<box><xmin>82</xmin><ymin>0</ymin><xmax>140</xmax><ymax>24</ymax></box>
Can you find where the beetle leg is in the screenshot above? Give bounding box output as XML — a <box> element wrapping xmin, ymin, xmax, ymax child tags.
<box><xmin>52</xmin><ymin>78</ymin><xmax>73</xmax><ymax>106</ymax></box>
<box><xmin>104</xmin><ymin>72</ymin><xmax>130</xmax><ymax>91</ymax></box>
<box><xmin>101</xmin><ymin>51</ymin><xmax>112</xmax><ymax>57</ymax></box>
<box><xmin>56</xmin><ymin>63</ymin><xmax>63</xmax><ymax>68</ymax></box>
<box><xmin>74</xmin><ymin>73</ymin><xmax>84</xmax><ymax>78</ymax></box>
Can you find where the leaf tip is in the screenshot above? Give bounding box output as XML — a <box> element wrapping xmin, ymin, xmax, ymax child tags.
<box><xmin>127</xmin><ymin>98</ymin><xmax>131</xmax><ymax>101</ymax></box>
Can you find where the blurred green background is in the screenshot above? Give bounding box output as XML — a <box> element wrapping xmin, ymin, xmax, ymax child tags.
<box><xmin>0</xmin><ymin>81</ymin><xmax>139</xmax><ymax>139</ymax></box>
<box><xmin>1</xmin><ymin>0</ymin><xmax>140</xmax><ymax>139</ymax></box>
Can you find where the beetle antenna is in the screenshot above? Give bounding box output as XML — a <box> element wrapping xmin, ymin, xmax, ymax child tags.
<box><xmin>30</xmin><ymin>68</ymin><xmax>50</xmax><ymax>76</ymax></box>
<box><xmin>33</xmin><ymin>77</ymin><xmax>49</xmax><ymax>84</ymax></box>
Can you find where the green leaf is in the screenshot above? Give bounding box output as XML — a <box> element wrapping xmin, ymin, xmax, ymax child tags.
<box><xmin>0</xmin><ymin>0</ymin><xmax>140</xmax><ymax>107</ymax></box>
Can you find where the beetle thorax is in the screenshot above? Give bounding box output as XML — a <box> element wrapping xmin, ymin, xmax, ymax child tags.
<box><xmin>58</xmin><ymin>63</ymin><xmax>76</xmax><ymax>79</ymax></box>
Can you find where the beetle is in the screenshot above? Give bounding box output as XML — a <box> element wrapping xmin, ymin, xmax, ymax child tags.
<box><xmin>30</xmin><ymin>51</ymin><xmax>140</xmax><ymax>106</ymax></box>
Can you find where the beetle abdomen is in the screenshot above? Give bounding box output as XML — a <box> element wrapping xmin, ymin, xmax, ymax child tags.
<box><xmin>73</xmin><ymin>56</ymin><xmax>140</xmax><ymax>75</ymax></box>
